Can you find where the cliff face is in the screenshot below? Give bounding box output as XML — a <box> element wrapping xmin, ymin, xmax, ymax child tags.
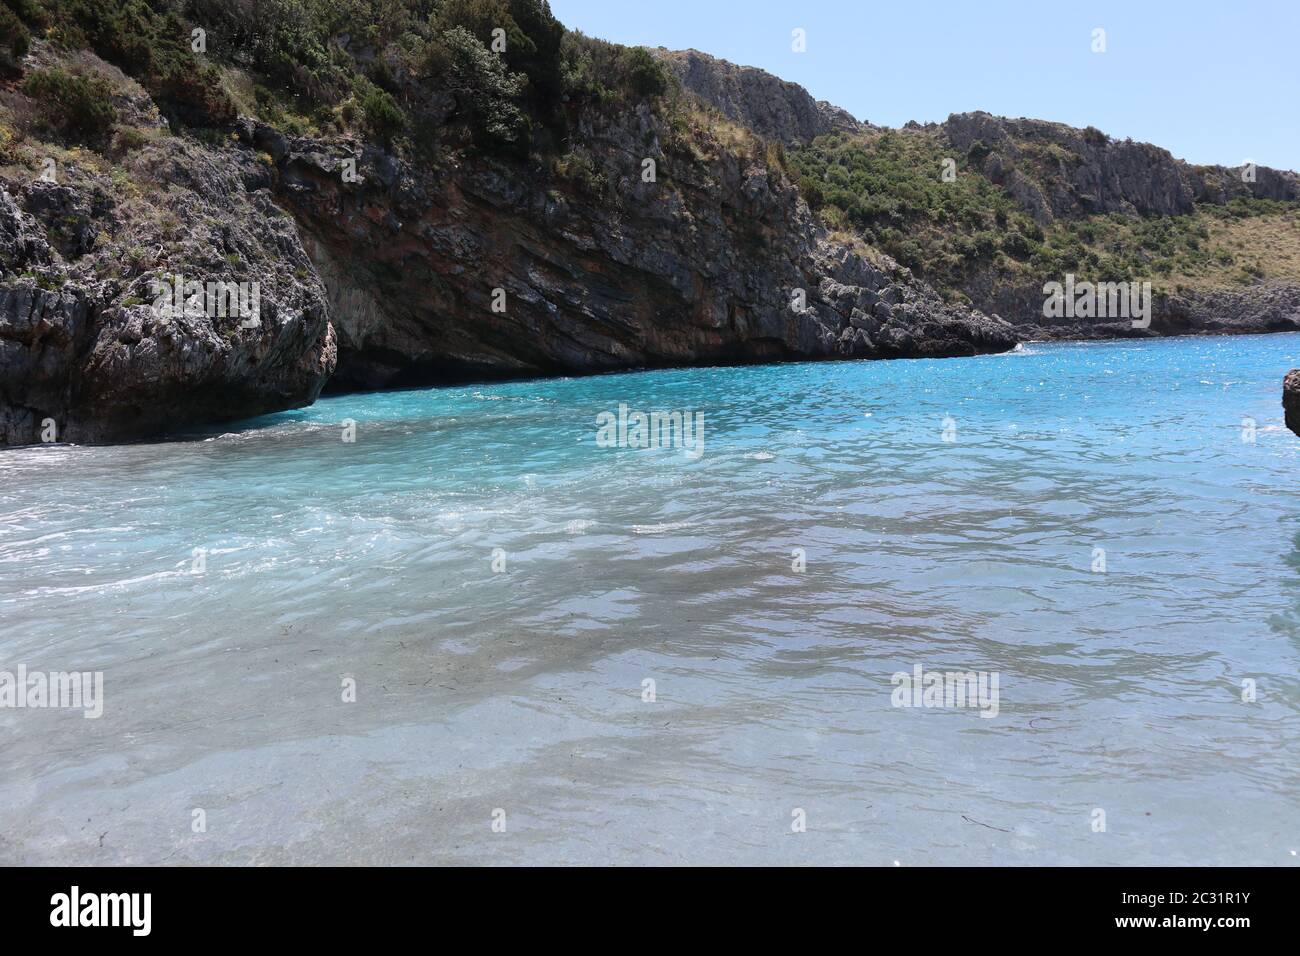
<box><xmin>0</xmin><ymin>167</ymin><xmax>336</xmax><ymax>445</ymax></box>
<box><xmin>0</xmin><ymin>37</ymin><xmax>1012</xmax><ymax>445</ymax></box>
<box><xmin>0</xmin><ymin>62</ymin><xmax>335</xmax><ymax>445</ymax></box>
<box><xmin>937</xmin><ymin>113</ymin><xmax>1300</xmax><ymax>337</ymax></box>
<box><xmin>981</xmin><ymin>279</ymin><xmax>1300</xmax><ymax>342</ymax></box>
<box><xmin>264</xmin><ymin>105</ymin><xmax>1010</xmax><ymax>392</ymax></box>
<box><xmin>655</xmin><ymin>49</ymin><xmax>863</xmax><ymax>146</ymax></box>
<box><xmin>942</xmin><ymin>111</ymin><xmax>1300</xmax><ymax>224</ymax></box>
<box><xmin>2</xmin><ymin>2</ymin><xmax>1297</xmax><ymax>446</ymax></box>
<box><xmin>662</xmin><ymin>60</ymin><xmax>1300</xmax><ymax>341</ymax></box>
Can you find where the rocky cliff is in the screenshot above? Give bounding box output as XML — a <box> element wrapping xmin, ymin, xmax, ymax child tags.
<box><xmin>662</xmin><ymin>59</ymin><xmax>1300</xmax><ymax>342</ymax></box>
<box><xmin>260</xmin><ymin>103</ymin><xmax>1010</xmax><ymax>395</ymax></box>
<box><xmin>0</xmin><ymin>17</ymin><xmax>1013</xmax><ymax>445</ymax></box>
<box><xmin>0</xmin><ymin>59</ymin><xmax>334</xmax><ymax>445</ymax></box>
<box><xmin>2</xmin><ymin>1</ymin><xmax>1297</xmax><ymax>446</ymax></box>
<box><xmin>942</xmin><ymin>111</ymin><xmax>1300</xmax><ymax>225</ymax></box>
<box><xmin>655</xmin><ymin>48</ymin><xmax>863</xmax><ymax>146</ymax></box>
<box><xmin>939</xmin><ymin>112</ymin><xmax>1300</xmax><ymax>337</ymax></box>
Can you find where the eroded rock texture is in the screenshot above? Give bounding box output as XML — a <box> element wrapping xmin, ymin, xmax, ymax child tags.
<box><xmin>1285</xmin><ymin>370</ymin><xmax>1300</xmax><ymax>438</ymax></box>
<box><xmin>0</xmin><ymin>139</ymin><xmax>334</xmax><ymax>445</ymax></box>
<box><xmin>261</xmin><ymin>106</ymin><xmax>1012</xmax><ymax>394</ymax></box>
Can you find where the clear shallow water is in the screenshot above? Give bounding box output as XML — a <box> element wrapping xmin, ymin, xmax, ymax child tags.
<box><xmin>2</xmin><ymin>334</ymin><xmax>1299</xmax><ymax>865</ymax></box>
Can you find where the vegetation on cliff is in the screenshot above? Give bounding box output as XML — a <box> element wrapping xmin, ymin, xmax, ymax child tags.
<box><xmin>790</xmin><ymin>128</ymin><xmax>1300</xmax><ymax>307</ymax></box>
<box><xmin>8</xmin><ymin>1</ymin><xmax>669</xmax><ymax>149</ymax></box>
<box><xmin>7</xmin><ymin>0</ymin><xmax>1004</xmax><ymax>446</ymax></box>
<box><xmin>1</xmin><ymin>0</ymin><xmax>801</xmax><ymax>206</ymax></box>
<box><xmin>0</xmin><ymin>0</ymin><xmax>1293</xmax><ymax>316</ymax></box>
<box><xmin>18</xmin><ymin>0</ymin><xmax>1290</xmax><ymax>314</ymax></box>
<box><xmin>1</xmin><ymin>0</ymin><xmax>1297</xmax><ymax>446</ymax></box>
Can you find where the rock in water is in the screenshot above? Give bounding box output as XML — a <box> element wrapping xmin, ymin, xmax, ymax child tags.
<box><xmin>1284</xmin><ymin>370</ymin><xmax>1300</xmax><ymax>437</ymax></box>
<box><xmin>0</xmin><ymin>129</ymin><xmax>335</xmax><ymax>446</ymax></box>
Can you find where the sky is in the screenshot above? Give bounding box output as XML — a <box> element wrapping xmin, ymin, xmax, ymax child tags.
<box><xmin>548</xmin><ymin>0</ymin><xmax>1299</xmax><ymax>172</ymax></box>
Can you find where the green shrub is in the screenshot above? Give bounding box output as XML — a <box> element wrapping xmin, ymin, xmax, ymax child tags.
<box><xmin>1002</xmin><ymin>232</ymin><xmax>1034</xmax><ymax>259</ymax></box>
<box><xmin>433</xmin><ymin>0</ymin><xmax>565</xmax><ymax>115</ymax></box>
<box><xmin>0</xmin><ymin>0</ymin><xmax>40</xmax><ymax>76</ymax></box>
<box><xmin>361</xmin><ymin>85</ymin><xmax>403</xmax><ymax>145</ymax></box>
<box><xmin>966</xmin><ymin>139</ymin><xmax>992</xmax><ymax>165</ymax></box>
<box><xmin>1082</xmin><ymin>126</ymin><xmax>1108</xmax><ymax>146</ymax></box>
<box><xmin>113</xmin><ymin>125</ymin><xmax>148</xmax><ymax>151</ymax></box>
<box><xmin>40</xmin><ymin>0</ymin><xmax>235</xmax><ymax>127</ymax></box>
<box><xmin>790</xmin><ymin>129</ymin><xmax>1030</xmax><ymax>286</ymax></box>
<box><xmin>0</xmin><ymin>4</ymin><xmax>30</xmax><ymax>67</ymax></box>
<box><xmin>552</xmin><ymin>149</ymin><xmax>606</xmax><ymax>196</ymax></box>
<box><xmin>798</xmin><ymin>175</ymin><xmax>825</xmax><ymax>210</ymax></box>
<box><xmin>434</xmin><ymin>26</ymin><xmax>528</xmax><ymax>149</ymax></box>
<box><xmin>8</xmin><ymin>0</ymin><xmax>45</xmax><ymax>24</ymax></box>
<box><xmin>22</xmin><ymin>68</ymin><xmax>117</xmax><ymax>140</ymax></box>
<box><xmin>154</xmin><ymin>60</ymin><xmax>237</xmax><ymax>126</ymax></box>
<box><xmin>559</xmin><ymin>32</ymin><xmax>673</xmax><ymax>107</ymax></box>
<box><xmin>618</xmin><ymin>46</ymin><xmax>667</xmax><ymax>98</ymax></box>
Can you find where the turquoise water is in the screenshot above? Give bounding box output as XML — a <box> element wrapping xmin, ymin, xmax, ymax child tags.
<box><xmin>2</xmin><ymin>334</ymin><xmax>1299</xmax><ymax>865</ymax></box>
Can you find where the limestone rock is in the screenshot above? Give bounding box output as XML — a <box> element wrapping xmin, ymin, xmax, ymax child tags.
<box><xmin>0</xmin><ymin>138</ymin><xmax>334</xmax><ymax>445</ymax></box>
<box><xmin>655</xmin><ymin>48</ymin><xmax>865</xmax><ymax>146</ymax></box>
<box><xmin>1285</xmin><ymin>370</ymin><xmax>1300</xmax><ymax>438</ymax></box>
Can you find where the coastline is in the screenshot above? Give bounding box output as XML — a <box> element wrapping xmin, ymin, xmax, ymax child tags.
<box><xmin>5</xmin><ymin>326</ymin><xmax>1300</xmax><ymax>449</ymax></box>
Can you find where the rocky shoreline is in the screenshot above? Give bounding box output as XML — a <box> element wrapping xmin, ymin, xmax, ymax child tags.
<box><xmin>2</xmin><ymin>35</ymin><xmax>1298</xmax><ymax>446</ymax></box>
<box><xmin>1</xmin><ymin>45</ymin><xmax>1020</xmax><ymax>446</ymax></box>
<box><xmin>263</xmin><ymin>112</ymin><xmax>1014</xmax><ymax>395</ymax></box>
<box><xmin>0</xmin><ymin>111</ymin><xmax>1014</xmax><ymax>445</ymax></box>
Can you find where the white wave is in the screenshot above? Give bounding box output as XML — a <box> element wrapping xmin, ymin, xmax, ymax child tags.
<box><xmin>631</xmin><ymin>521</ymin><xmax>696</xmax><ymax>534</ymax></box>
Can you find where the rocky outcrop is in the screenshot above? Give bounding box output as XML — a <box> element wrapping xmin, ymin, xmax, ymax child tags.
<box><xmin>0</xmin><ymin>136</ymin><xmax>334</xmax><ymax>445</ymax></box>
<box><xmin>0</xmin><ymin>43</ymin><xmax>1012</xmax><ymax>446</ymax></box>
<box><xmin>656</xmin><ymin>48</ymin><xmax>863</xmax><ymax>146</ymax></box>
<box><xmin>943</xmin><ymin>111</ymin><xmax>1300</xmax><ymax>224</ymax></box>
<box><xmin>1147</xmin><ymin>283</ymin><xmax>1300</xmax><ymax>337</ymax></box>
<box><xmin>1285</xmin><ymin>370</ymin><xmax>1300</xmax><ymax>437</ymax></box>
<box><xmin>13</xmin><ymin>24</ymin><xmax>1299</xmax><ymax>446</ymax></box>
<box><xmin>955</xmin><ymin>274</ymin><xmax>1300</xmax><ymax>341</ymax></box>
<box><xmin>651</xmin><ymin>85</ymin><xmax>1300</xmax><ymax>342</ymax></box>
<box><xmin>902</xmin><ymin>112</ymin><xmax>1300</xmax><ymax>335</ymax></box>
<box><xmin>257</xmin><ymin>102</ymin><xmax>1011</xmax><ymax>395</ymax></box>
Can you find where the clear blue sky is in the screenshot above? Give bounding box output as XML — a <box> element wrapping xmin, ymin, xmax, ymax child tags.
<box><xmin>549</xmin><ymin>0</ymin><xmax>1299</xmax><ymax>172</ymax></box>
